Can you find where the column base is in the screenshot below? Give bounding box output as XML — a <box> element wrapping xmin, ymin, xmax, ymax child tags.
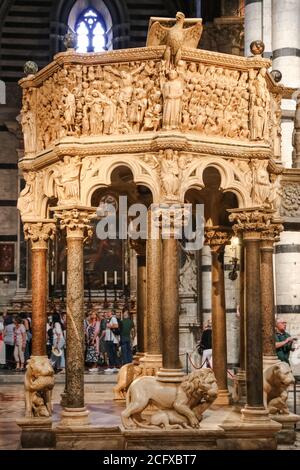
<box><xmin>271</xmin><ymin>413</ymin><xmax>300</xmax><ymax>444</ymax></box>
<box><xmin>263</xmin><ymin>355</ymin><xmax>281</xmax><ymax>368</ymax></box>
<box><xmin>17</xmin><ymin>417</ymin><xmax>55</xmax><ymax>448</ymax></box>
<box><xmin>214</xmin><ymin>389</ymin><xmax>232</xmax><ymax>406</ymax></box>
<box><xmin>58</xmin><ymin>407</ymin><xmax>90</xmax><ymax>427</ymax></box>
<box><xmin>241</xmin><ymin>405</ymin><xmax>270</xmax><ymax>422</ymax></box>
<box><xmin>156</xmin><ymin>368</ymin><xmax>185</xmax><ymax>383</ymax></box>
<box><xmin>139</xmin><ymin>353</ymin><xmax>162</xmax><ymax>375</ymax></box>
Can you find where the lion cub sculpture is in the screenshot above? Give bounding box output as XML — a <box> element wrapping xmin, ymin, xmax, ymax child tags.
<box><xmin>121</xmin><ymin>368</ymin><xmax>218</xmax><ymax>429</ymax></box>
<box><xmin>24</xmin><ymin>356</ymin><xmax>55</xmax><ymax>418</ymax></box>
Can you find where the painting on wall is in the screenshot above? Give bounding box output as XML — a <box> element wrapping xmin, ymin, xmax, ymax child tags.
<box><xmin>0</xmin><ymin>243</ymin><xmax>15</xmax><ymax>273</ymax></box>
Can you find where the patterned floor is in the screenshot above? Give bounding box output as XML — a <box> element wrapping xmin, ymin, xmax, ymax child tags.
<box><xmin>1</xmin><ymin>377</ymin><xmax>299</xmax><ymax>451</ymax></box>
<box><xmin>0</xmin><ymin>379</ymin><xmax>123</xmax><ymax>450</ymax></box>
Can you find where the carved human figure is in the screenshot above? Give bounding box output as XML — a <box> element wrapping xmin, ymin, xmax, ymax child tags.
<box><xmin>21</xmin><ymin>98</ymin><xmax>36</xmax><ymax>154</ymax></box>
<box><xmin>105</xmin><ymin>64</ymin><xmax>145</xmax><ymax>120</ymax></box>
<box><xmin>88</xmin><ymin>89</ymin><xmax>104</xmax><ymax>134</ymax></box>
<box><xmin>251</xmin><ymin>160</ymin><xmax>271</xmax><ymax>205</ymax></box>
<box><xmin>160</xmin><ymin>149</ymin><xmax>181</xmax><ymax>197</ymax></box>
<box><xmin>17</xmin><ymin>172</ymin><xmax>35</xmax><ymax>217</ymax></box>
<box><xmin>162</xmin><ymin>70</ymin><xmax>184</xmax><ymax>130</ymax></box>
<box><xmin>53</xmin><ymin>156</ymin><xmax>82</xmax><ymax>204</ymax></box>
<box><xmin>63</xmin><ymin>87</ymin><xmax>76</xmax><ymax>133</ymax></box>
<box><xmin>251</xmin><ymin>97</ymin><xmax>265</xmax><ymax>140</ymax></box>
<box><xmin>267</xmin><ymin>174</ymin><xmax>282</xmax><ymax>214</ymax></box>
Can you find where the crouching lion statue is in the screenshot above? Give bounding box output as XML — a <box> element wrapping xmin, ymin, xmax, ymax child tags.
<box><xmin>263</xmin><ymin>361</ymin><xmax>295</xmax><ymax>415</ymax></box>
<box><xmin>121</xmin><ymin>368</ymin><xmax>218</xmax><ymax>429</ymax></box>
<box><xmin>24</xmin><ymin>356</ymin><xmax>55</xmax><ymax>418</ymax></box>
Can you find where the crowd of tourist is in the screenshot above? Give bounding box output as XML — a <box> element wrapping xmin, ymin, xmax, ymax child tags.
<box><xmin>0</xmin><ymin>312</ymin><xmax>32</xmax><ymax>370</ymax></box>
<box><xmin>0</xmin><ymin>307</ymin><xmax>136</xmax><ymax>374</ymax></box>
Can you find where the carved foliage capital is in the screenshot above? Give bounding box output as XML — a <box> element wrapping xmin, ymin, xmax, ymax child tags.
<box><xmin>261</xmin><ymin>223</ymin><xmax>283</xmax><ymax>243</ymax></box>
<box><xmin>24</xmin><ymin>222</ymin><xmax>56</xmax><ymax>249</ymax></box>
<box><xmin>54</xmin><ymin>208</ymin><xmax>95</xmax><ymax>239</ymax></box>
<box><xmin>229</xmin><ymin>210</ymin><xmax>273</xmax><ymax>238</ymax></box>
<box><xmin>204</xmin><ymin>227</ymin><xmax>231</xmax><ymax>252</ymax></box>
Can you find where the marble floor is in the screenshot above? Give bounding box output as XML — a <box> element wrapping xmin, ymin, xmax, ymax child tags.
<box><xmin>1</xmin><ymin>373</ymin><xmax>300</xmax><ymax>451</ymax></box>
<box><xmin>0</xmin><ymin>374</ymin><xmax>121</xmax><ymax>450</ymax></box>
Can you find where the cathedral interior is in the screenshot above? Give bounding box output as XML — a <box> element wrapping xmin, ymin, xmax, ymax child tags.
<box><xmin>0</xmin><ymin>0</ymin><xmax>300</xmax><ymax>452</ymax></box>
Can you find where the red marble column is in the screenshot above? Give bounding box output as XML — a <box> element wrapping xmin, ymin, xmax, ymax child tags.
<box><xmin>24</xmin><ymin>222</ymin><xmax>56</xmax><ymax>357</ymax></box>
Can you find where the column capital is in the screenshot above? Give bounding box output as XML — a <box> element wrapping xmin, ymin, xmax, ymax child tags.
<box><xmin>204</xmin><ymin>226</ymin><xmax>232</xmax><ymax>252</ymax></box>
<box><xmin>261</xmin><ymin>221</ymin><xmax>284</xmax><ymax>246</ymax></box>
<box><xmin>228</xmin><ymin>208</ymin><xmax>274</xmax><ymax>240</ymax></box>
<box><xmin>53</xmin><ymin>206</ymin><xmax>96</xmax><ymax>239</ymax></box>
<box><xmin>24</xmin><ymin>220</ymin><xmax>56</xmax><ymax>249</ymax></box>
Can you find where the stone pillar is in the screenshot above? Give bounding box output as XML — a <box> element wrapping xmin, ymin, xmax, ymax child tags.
<box><xmin>239</xmin><ymin>241</ymin><xmax>246</xmax><ymax>372</ymax></box>
<box><xmin>229</xmin><ymin>209</ymin><xmax>274</xmax><ymax>422</ymax></box>
<box><xmin>261</xmin><ymin>223</ymin><xmax>283</xmax><ymax>367</ymax></box>
<box><xmin>205</xmin><ymin>227</ymin><xmax>231</xmax><ymax>405</ymax></box>
<box><xmin>233</xmin><ymin>240</ymin><xmax>247</xmax><ymax>405</ymax></box>
<box><xmin>275</xmin><ymin>229</ymin><xmax>300</xmax><ymax>331</ymax></box>
<box><xmin>130</xmin><ymin>240</ymin><xmax>147</xmax><ymax>356</ymax></box>
<box><xmin>24</xmin><ymin>221</ymin><xmax>56</xmax><ymax>357</ymax></box>
<box><xmin>55</xmin><ymin>207</ymin><xmax>95</xmax><ymax>427</ymax></box>
<box><xmin>244</xmin><ymin>0</ymin><xmax>262</xmax><ymax>56</ymax></box>
<box><xmin>17</xmin><ymin>221</ymin><xmax>56</xmax><ymax>448</ymax></box>
<box><xmin>139</xmin><ymin>213</ymin><xmax>162</xmax><ymax>372</ymax></box>
<box><xmin>157</xmin><ymin>237</ymin><xmax>184</xmax><ymax>382</ymax></box>
<box><xmin>272</xmin><ymin>0</ymin><xmax>300</xmax><ymax>88</ymax></box>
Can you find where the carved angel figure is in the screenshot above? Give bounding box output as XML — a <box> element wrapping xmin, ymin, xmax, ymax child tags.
<box><xmin>147</xmin><ymin>12</ymin><xmax>202</xmax><ymax>67</ymax></box>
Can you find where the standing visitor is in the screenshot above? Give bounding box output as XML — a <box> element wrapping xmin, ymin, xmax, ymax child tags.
<box><xmin>101</xmin><ymin>311</ymin><xmax>119</xmax><ymax>373</ymax></box>
<box><xmin>197</xmin><ymin>320</ymin><xmax>212</xmax><ymax>368</ymax></box>
<box><xmin>85</xmin><ymin>310</ymin><xmax>100</xmax><ymax>372</ymax></box>
<box><xmin>120</xmin><ymin>310</ymin><xmax>135</xmax><ymax>365</ymax></box>
<box><xmin>275</xmin><ymin>318</ymin><xmax>297</xmax><ymax>364</ymax></box>
<box><xmin>13</xmin><ymin>317</ymin><xmax>26</xmax><ymax>371</ymax></box>
<box><xmin>3</xmin><ymin>315</ymin><xmax>15</xmax><ymax>369</ymax></box>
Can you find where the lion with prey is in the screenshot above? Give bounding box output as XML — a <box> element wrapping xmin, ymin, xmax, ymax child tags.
<box><xmin>121</xmin><ymin>368</ymin><xmax>218</xmax><ymax>429</ymax></box>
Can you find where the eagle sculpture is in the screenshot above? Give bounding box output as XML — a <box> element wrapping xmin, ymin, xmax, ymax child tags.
<box><xmin>147</xmin><ymin>12</ymin><xmax>203</xmax><ymax>67</ymax></box>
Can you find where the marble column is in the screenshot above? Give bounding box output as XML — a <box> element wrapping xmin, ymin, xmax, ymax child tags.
<box><xmin>229</xmin><ymin>209</ymin><xmax>272</xmax><ymax>422</ymax></box>
<box><xmin>205</xmin><ymin>227</ymin><xmax>231</xmax><ymax>405</ymax></box>
<box><xmin>239</xmin><ymin>241</ymin><xmax>246</xmax><ymax>372</ymax></box>
<box><xmin>139</xmin><ymin>211</ymin><xmax>162</xmax><ymax>373</ymax></box>
<box><xmin>17</xmin><ymin>221</ymin><xmax>56</xmax><ymax>447</ymax></box>
<box><xmin>157</xmin><ymin>237</ymin><xmax>184</xmax><ymax>382</ymax></box>
<box><xmin>137</xmin><ymin>253</ymin><xmax>147</xmax><ymax>354</ymax></box>
<box><xmin>244</xmin><ymin>0</ymin><xmax>262</xmax><ymax>57</ymax></box>
<box><xmin>261</xmin><ymin>223</ymin><xmax>283</xmax><ymax>366</ymax></box>
<box><xmin>233</xmin><ymin>240</ymin><xmax>246</xmax><ymax>405</ymax></box>
<box><xmin>24</xmin><ymin>222</ymin><xmax>56</xmax><ymax>357</ymax></box>
<box><xmin>272</xmin><ymin>0</ymin><xmax>300</xmax><ymax>88</ymax></box>
<box><xmin>55</xmin><ymin>207</ymin><xmax>95</xmax><ymax>426</ymax></box>
<box><xmin>130</xmin><ymin>240</ymin><xmax>147</xmax><ymax>356</ymax></box>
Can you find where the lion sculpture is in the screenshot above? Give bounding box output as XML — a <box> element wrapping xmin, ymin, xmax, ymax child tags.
<box><xmin>24</xmin><ymin>356</ymin><xmax>55</xmax><ymax>418</ymax></box>
<box><xmin>121</xmin><ymin>368</ymin><xmax>218</xmax><ymax>429</ymax></box>
<box><xmin>263</xmin><ymin>362</ymin><xmax>295</xmax><ymax>415</ymax></box>
<box><xmin>114</xmin><ymin>363</ymin><xmax>143</xmax><ymax>400</ymax></box>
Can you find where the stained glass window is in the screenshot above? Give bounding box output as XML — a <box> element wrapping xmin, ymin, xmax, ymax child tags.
<box><xmin>75</xmin><ymin>8</ymin><xmax>106</xmax><ymax>52</ymax></box>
